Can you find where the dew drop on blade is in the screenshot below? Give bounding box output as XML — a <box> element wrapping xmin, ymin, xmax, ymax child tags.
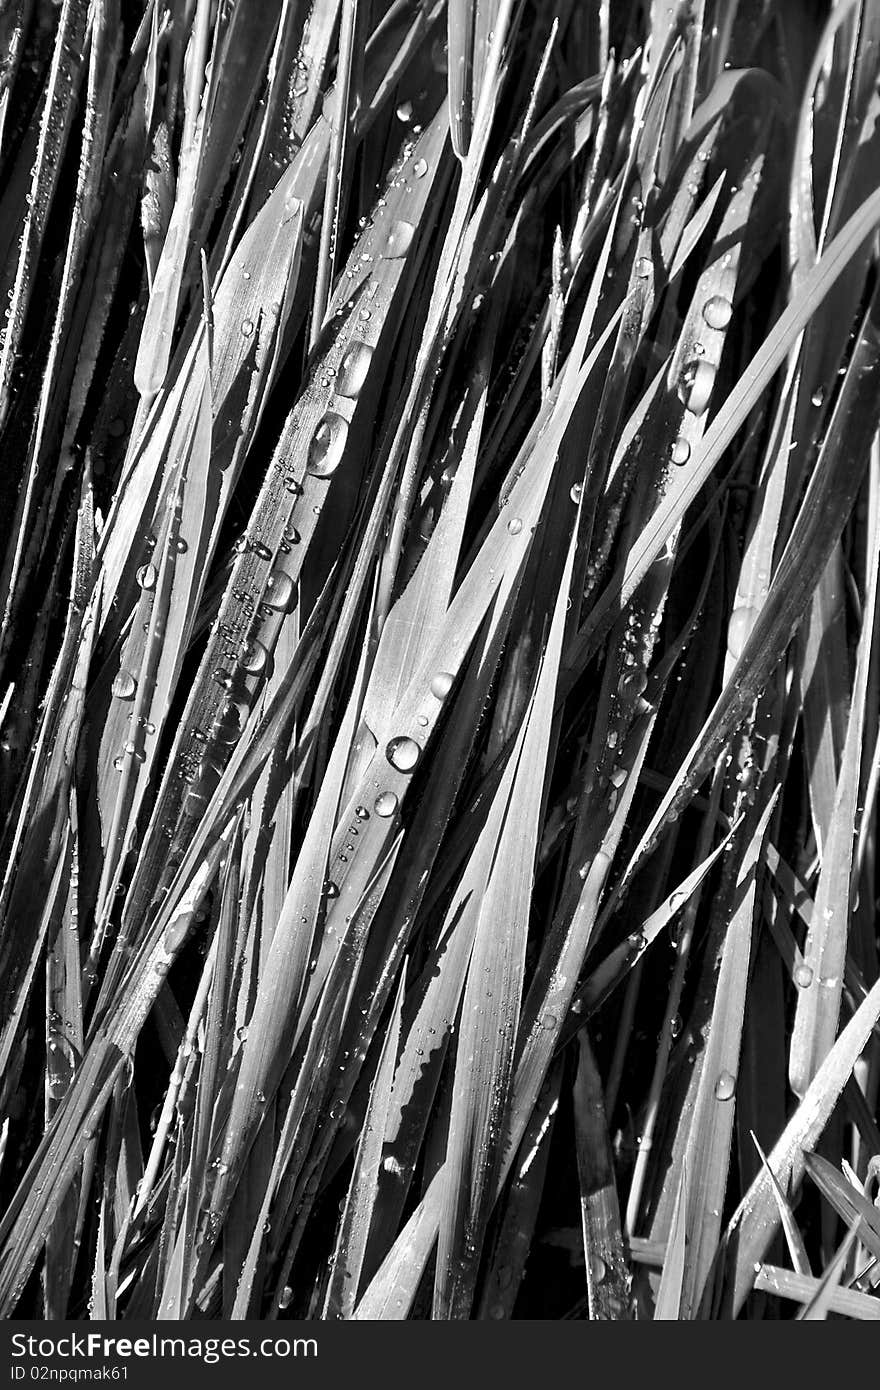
<box><xmin>242</xmin><ymin>640</ymin><xmax>268</xmax><ymax>675</ymax></box>
<box><xmin>702</xmin><ymin>295</ymin><xmax>733</xmax><ymax>330</ymax></box>
<box><xmin>384</xmin><ymin>219</ymin><xmax>415</xmax><ymax>259</ymax></box>
<box><xmin>263</xmin><ymin>570</ymin><xmax>296</xmax><ymax>611</ymax></box>
<box><xmin>714</xmin><ymin>1070</ymin><xmax>736</xmax><ymax>1101</ymax></box>
<box><xmin>336</xmin><ymin>341</ymin><xmax>373</xmax><ymax>398</ymax></box>
<box><xmin>430</xmin><ymin>671</ymin><xmax>453</xmax><ymax>700</ymax></box>
<box><xmin>726</xmin><ymin>605</ymin><xmax>755</xmax><ymax>662</ymax></box>
<box><xmin>112</xmin><ymin>670</ymin><xmax>137</xmax><ymax>700</ymax></box>
<box><xmin>386</xmin><ymin>735</ymin><xmax>420</xmax><ymax>772</ymax></box>
<box><xmin>677</xmin><ymin>358</ymin><xmax>715</xmax><ymax>416</ymax></box>
<box><xmin>670</xmin><ymin>437</ymin><xmax>691</xmax><ymax>466</ymax></box>
<box><xmin>374</xmin><ymin>790</ymin><xmax>399</xmax><ymax>817</ymax></box>
<box><xmin>306</xmin><ymin>411</ymin><xmax>348</xmax><ymax>477</ymax></box>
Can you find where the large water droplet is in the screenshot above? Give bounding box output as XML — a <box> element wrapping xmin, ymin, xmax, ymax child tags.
<box><xmin>703</xmin><ymin>295</ymin><xmax>733</xmax><ymax>330</ymax></box>
<box><xmin>570</xmin><ymin>482</ymin><xmax>583</xmax><ymax>504</ymax></box>
<box><xmin>506</xmin><ymin>516</ymin><xmax>523</xmax><ymax>535</ymax></box>
<box><xmin>412</xmin><ymin>157</ymin><xmax>428</xmax><ymax>178</ymax></box>
<box><xmin>137</xmin><ymin>563</ymin><xmax>157</xmax><ymax>590</ymax></box>
<box><xmin>263</xmin><ymin>570</ymin><xmax>296</xmax><ymax>611</ymax></box>
<box><xmin>714</xmin><ymin>1070</ymin><xmax>736</xmax><ymax>1101</ymax></box>
<box><xmin>670</xmin><ymin>437</ymin><xmax>691</xmax><ymax>466</ymax></box>
<box><xmin>386</xmin><ymin>735</ymin><xmax>420</xmax><ymax>772</ymax></box>
<box><xmin>794</xmin><ymin>963</ymin><xmax>813</xmax><ymax>989</ymax></box>
<box><xmin>618</xmin><ymin>669</ymin><xmax>647</xmax><ymax>700</ymax></box>
<box><xmin>336</xmin><ymin>340</ymin><xmax>373</xmax><ymax>398</ymax></box>
<box><xmin>396</xmin><ymin>101</ymin><xmax>413</xmax><ymax>123</ymax></box>
<box><xmin>242</xmin><ymin>639</ymin><xmax>269</xmax><ymax>675</ymax></box>
<box><xmin>384</xmin><ymin>219</ymin><xmax>415</xmax><ymax>259</ymax></box>
<box><xmin>112</xmin><ymin>670</ymin><xmax>137</xmax><ymax>700</ymax></box>
<box><xmin>374</xmin><ymin>790</ymin><xmax>399</xmax><ymax>817</ymax></box>
<box><xmin>307</xmin><ymin>411</ymin><xmax>348</xmax><ymax>477</ymax></box>
<box><xmin>430</xmin><ymin>671</ymin><xmax>454</xmax><ymax>700</ymax></box>
<box><xmin>677</xmin><ymin>358</ymin><xmax>715</xmax><ymax>416</ymax></box>
<box><xmin>634</xmin><ymin>255</ymin><xmax>652</xmax><ymax>279</ymax></box>
<box><xmin>727</xmin><ymin>605</ymin><xmax>755</xmax><ymax>661</ymax></box>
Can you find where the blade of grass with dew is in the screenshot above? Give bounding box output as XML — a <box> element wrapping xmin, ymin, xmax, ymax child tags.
<box><xmin>675</xmin><ymin>794</ymin><xmax>779</xmax><ymax>1318</ymax></box>
<box><xmin>476</xmin><ymin>1060</ymin><xmax>562</xmax><ymax>1320</ymax></box>
<box><xmin>721</xmin><ymin>968</ymin><xmax>880</xmax><ymax>1315</ymax></box>
<box><xmin>653</xmin><ymin>1159</ymin><xmax>689</xmax><ymax>1320</ymax></box>
<box><xmin>789</xmin><ymin>463</ymin><xmax>880</xmax><ymax>1094</ymax></box>
<box><xmin>323</xmin><ymin>968</ymin><xmax>406</xmax><ymax>1318</ymax></box>
<box><xmin>433</xmin><ymin>534</ymin><xmax>573</xmax><ymax>1318</ymax></box>
<box><xmin>0</xmin><ymin>0</ymin><xmax>90</xmax><ymax>440</ymax></box>
<box><xmin>573</xmin><ymin>1031</ymin><xmax>630</xmax><ymax>1319</ymax></box>
<box><xmin>569</xmin><ymin>182</ymin><xmax>880</xmax><ymax>673</ymax></box>
<box><xmin>122</xmin><ymin>108</ymin><xmax>449</xmax><ymax>935</ymax></box>
<box><xmin>754</xmin><ymin>1263</ymin><xmax>880</xmax><ymax>1319</ymax></box>
<box><xmin>609</xmin><ymin>279</ymin><xmax>880</xmax><ymax>897</ymax></box>
<box><xmin>0</xmin><ymin>0</ymin><xmax>118</xmax><ymax>650</ymax></box>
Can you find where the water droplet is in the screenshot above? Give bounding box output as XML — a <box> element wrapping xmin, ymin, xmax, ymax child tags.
<box><xmin>242</xmin><ymin>639</ymin><xmax>268</xmax><ymax>675</ymax></box>
<box><xmin>337</xmin><ymin>340</ymin><xmax>373</xmax><ymax>398</ymax></box>
<box><xmin>278</xmin><ymin>1286</ymin><xmax>293</xmax><ymax>1310</ymax></box>
<box><xmin>570</xmin><ymin>482</ymin><xmax>583</xmax><ymax>504</ymax></box>
<box><xmin>264</xmin><ymin>571</ymin><xmax>296</xmax><ymax>611</ymax></box>
<box><xmin>413</xmin><ymin>157</ymin><xmax>428</xmax><ymax>178</ymax></box>
<box><xmin>703</xmin><ymin>295</ymin><xmax>733</xmax><ymax>330</ymax></box>
<box><xmin>384</xmin><ymin>219</ymin><xmax>415</xmax><ymax>258</ymax></box>
<box><xmin>609</xmin><ymin>767</ymin><xmax>627</xmax><ymax>789</ymax></box>
<box><xmin>677</xmin><ymin>359</ymin><xmax>716</xmax><ymax>416</ymax></box>
<box><xmin>794</xmin><ymin>963</ymin><xmax>813</xmax><ymax>989</ymax></box>
<box><xmin>727</xmin><ymin>605</ymin><xmax>755</xmax><ymax>661</ymax></box>
<box><xmin>634</xmin><ymin>256</ymin><xmax>652</xmax><ymax>278</ymax></box>
<box><xmin>507</xmin><ymin>516</ymin><xmax>525</xmax><ymax>537</ymax></box>
<box><xmin>670</xmin><ymin>1013</ymin><xmax>682</xmax><ymax>1038</ymax></box>
<box><xmin>307</xmin><ymin>411</ymin><xmax>348</xmax><ymax>477</ymax></box>
<box><xmin>670</xmin><ymin>437</ymin><xmax>691</xmax><ymax>466</ymax></box>
<box><xmin>386</xmin><ymin>736</ymin><xmax>420</xmax><ymax>772</ymax></box>
<box><xmin>590</xmin><ymin>1254</ymin><xmax>607</xmax><ymax>1284</ymax></box>
<box><xmin>355</xmin><ymin>805</ymin><xmax>369</xmax><ymax>820</ymax></box>
<box><xmin>249</xmin><ymin>538</ymin><xmax>273</xmax><ymax>560</ymax></box>
<box><xmin>811</xmin><ymin>387</ymin><xmax>825</xmax><ymax>408</ymax></box>
<box><xmin>396</xmin><ymin>100</ymin><xmax>413</xmax><ymax>123</ymax></box>
<box><xmin>430</xmin><ymin>671</ymin><xmax>454</xmax><ymax>700</ymax></box>
<box><xmin>714</xmin><ymin>1070</ymin><xmax>736</xmax><ymax>1101</ymax></box>
<box><xmin>137</xmin><ymin>563</ymin><xmax>157</xmax><ymax>590</ymax></box>
<box><xmin>112</xmin><ymin>670</ymin><xmax>137</xmax><ymax>700</ymax></box>
<box><xmin>374</xmin><ymin>790</ymin><xmax>399</xmax><ymax>817</ymax></box>
<box><xmin>241</xmin><ymin>318</ymin><xmax>254</xmax><ymax>337</ymax></box>
<box><xmin>618</xmin><ymin>669</ymin><xmax>647</xmax><ymax>700</ymax></box>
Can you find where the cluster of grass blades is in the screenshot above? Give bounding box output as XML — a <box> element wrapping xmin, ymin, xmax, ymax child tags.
<box><xmin>0</xmin><ymin>0</ymin><xmax>879</xmax><ymax>1323</ymax></box>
